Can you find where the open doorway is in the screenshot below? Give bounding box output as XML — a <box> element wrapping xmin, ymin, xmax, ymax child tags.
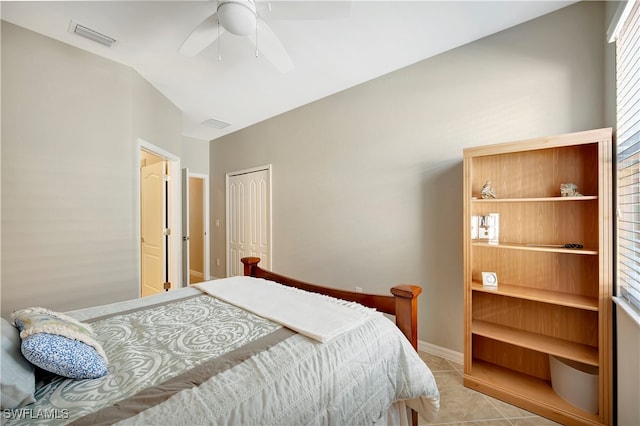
<box><xmin>182</xmin><ymin>169</ymin><xmax>210</xmax><ymax>285</ymax></box>
<box><xmin>138</xmin><ymin>139</ymin><xmax>181</xmax><ymax>296</ymax></box>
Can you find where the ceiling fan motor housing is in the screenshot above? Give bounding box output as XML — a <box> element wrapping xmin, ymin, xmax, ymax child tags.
<box><xmin>217</xmin><ymin>0</ymin><xmax>257</xmax><ymax>36</ymax></box>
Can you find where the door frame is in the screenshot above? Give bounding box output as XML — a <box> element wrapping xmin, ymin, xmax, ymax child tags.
<box><xmin>182</xmin><ymin>170</ymin><xmax>210</xmax><ymax>285</ymax></box>
<box><xmin>136</xmin><ymin>138</ymin><xmax>182</xmax><ymax>295</ymax></box>
<box><xmin>190</xmin><ymin>172</ymin><xmax>211</xmax><ymax>281</ymax></box>
<box><xmin>225</xmin><ymin>164</ymin><xmax>272</xmax><ymax>276</ymax></box>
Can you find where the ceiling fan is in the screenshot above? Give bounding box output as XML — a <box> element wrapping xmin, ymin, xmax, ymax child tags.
<box><xmin>179</xmin><ymin>0</ymin><xmax>350</xmax><ymax>73</ymax></box>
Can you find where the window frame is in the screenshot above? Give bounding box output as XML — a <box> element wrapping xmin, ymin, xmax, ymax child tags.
<box><xmin>614</xmin><ymin>0</ymin><xmax>640</xmax><ymax>324</ymax></box>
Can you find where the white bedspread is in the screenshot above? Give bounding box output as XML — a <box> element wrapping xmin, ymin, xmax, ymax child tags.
<box><xmin>196</xmin><ymin>276</ymin><xmax>377</xmax><ymax>342</ymax></box>
<box><xmin>120</xmin><ymin>313</ymin><xmax>440</xmax><ymax>425</ymax></box>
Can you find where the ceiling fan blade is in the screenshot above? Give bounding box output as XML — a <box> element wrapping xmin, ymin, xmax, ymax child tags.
<box><xmin>248</xmin><ymin>19</ymin><xmax>294</xmax><ymax>73</ymax></box>
<box><xmin>178</xmin><ymin>12</ymin><xmax>225</xmax><ymax>56</ymax></box>
<box><xmin>256</xmin><ymin>1</ymin><xmax>352</xmax><ymax>21</ymax></box>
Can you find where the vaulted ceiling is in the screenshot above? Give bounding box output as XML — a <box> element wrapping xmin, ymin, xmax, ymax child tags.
<box><xmin>2</xmin><ymin>1</ymin><xmax>576</xmax><ymax>141</ymax></box>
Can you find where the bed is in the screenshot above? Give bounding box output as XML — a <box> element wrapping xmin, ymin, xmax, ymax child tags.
<box><xmin>1</xmin><ymin>257</ymin><xmax>440</xmax><ymax>425</ymax></box>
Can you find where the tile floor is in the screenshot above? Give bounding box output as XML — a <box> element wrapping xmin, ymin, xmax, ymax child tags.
<box><xmin>418</xmin><ymin>351</ymin><xmax>562</xmax><ymax>426</ymax></box>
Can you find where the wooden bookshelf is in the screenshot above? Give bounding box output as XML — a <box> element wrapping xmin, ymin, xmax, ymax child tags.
<box><xmin>463</xmin><ymin>128</ymin><xmax>612</xmax><ymax>425</ymax></box>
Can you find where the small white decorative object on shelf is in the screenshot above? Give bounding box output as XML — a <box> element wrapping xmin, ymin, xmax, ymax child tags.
<box><xmin>482</xmin><ymin>272</ymin><xmax>498</xmax><ymax>288</ymax></box>
<box><xmin>481</xmin><ymin>181</ymin><xmax>497</xmax><ymax>199</ymax></box>
<box><xmin>477</xmin><ymin>213</ymin><xmax>500</xmax><ymax>244</ymax></box>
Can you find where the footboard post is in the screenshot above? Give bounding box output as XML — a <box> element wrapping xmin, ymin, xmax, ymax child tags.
<box><xmin>392</xmin><ymin>285</ymin><xmax>422</xmax><ymax>426</ymax></box>
<box><xmin>241</xmin><ymin>257</ymin><xmax>261</xmax><ymax>277</ymax></box>
<box><xmin>390</xmin><ymin>285</ymin><xmax>422</xmax><ymax>350</ymax></box>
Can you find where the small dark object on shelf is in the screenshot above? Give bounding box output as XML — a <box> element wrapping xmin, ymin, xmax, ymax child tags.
<box><xmin>563</xmin><ymin>244</ymin><xmax>584</xmax><ymax>249</ymax></box>
<box><xmin>526</xmin><ymin>243</ymin><xmax>584</xmax><ymax>249</ymax></box>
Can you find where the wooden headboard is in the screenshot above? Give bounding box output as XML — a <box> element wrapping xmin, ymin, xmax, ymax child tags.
<box><xmin>241</xmin><ymin>257</ymin><xmax>422</xmax><ymax>349</ymax></box>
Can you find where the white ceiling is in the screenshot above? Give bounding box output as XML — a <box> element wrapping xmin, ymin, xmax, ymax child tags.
<box><xmin>2</xmin><ymin>1</ymin><xmax>576</xmax><ymax>142</ymax></box>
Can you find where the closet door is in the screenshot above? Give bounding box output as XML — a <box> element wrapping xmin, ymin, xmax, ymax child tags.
<box><xmin>227</xmin><ymin>167</ymin><xmax>271</xmax><ymax>276</ymax></box>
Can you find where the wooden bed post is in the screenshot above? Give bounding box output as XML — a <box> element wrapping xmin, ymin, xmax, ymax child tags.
<box><xmin>391</xmin><ymin>285</ymin><xmax>422</xmax><ymax>350</ymax></box>
<box><xmin>242</xmin><ymin>256</ymin><xmax>261</xmax><ymax>277</ymax></box>
<box><xmin>390</xmin><ymin>285</ymin><xmax>422</xmax><ymax>426</ymax></box>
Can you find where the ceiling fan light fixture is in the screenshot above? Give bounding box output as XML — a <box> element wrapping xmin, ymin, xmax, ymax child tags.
<box><xmin>217</xmin><ymin>0</ymin><xmax>256</xmax><ymax>36</ymax></box>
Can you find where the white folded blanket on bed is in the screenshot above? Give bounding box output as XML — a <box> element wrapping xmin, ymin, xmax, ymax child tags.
<box><xmin>195</xmin><ymin>276</ymin><xmax>377</xmax><ymax>343</ymax></box>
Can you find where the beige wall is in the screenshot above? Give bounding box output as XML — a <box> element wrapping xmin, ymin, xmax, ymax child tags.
<box><xmin>210</xmin><ymin>1</ymin><xmax>607</xmax><ymax>352</ymax></box>
<box><xmin>182</xmin><ymin>136</ymin><xmax>210</xmax><ymax>175</ymax></box>
<box><xmin>133</xmin><ymin>76</ymin><xmax>182</xmax><ymax>156</ymax></box>
<box><xmin>1</xmin><ymin>22</ymin><xmax>183</xmax><ymax>315</ymax></box>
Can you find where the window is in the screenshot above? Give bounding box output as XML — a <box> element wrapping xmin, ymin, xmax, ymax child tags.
<box><xmin>616</xmin><ymin>1</ymin><xmax>640</xmax><ymax>314</ymax></box>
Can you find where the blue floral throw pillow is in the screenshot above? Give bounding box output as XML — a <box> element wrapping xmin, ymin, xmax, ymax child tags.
<box><xmin>11</xmin><ymin>308</ymin><xmax>108</xmax><ymax>380</ymax></box>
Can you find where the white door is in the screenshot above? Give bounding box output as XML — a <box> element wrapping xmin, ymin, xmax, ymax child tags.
<box><xmin>141</xmin><ymin>160</ymin><xmax>167</xmax><ymax>297</ymax></box>
<box><xmin>227</xmin><ymin>167</ymin><xmax>271</xmax><ymax>276</ymax></box>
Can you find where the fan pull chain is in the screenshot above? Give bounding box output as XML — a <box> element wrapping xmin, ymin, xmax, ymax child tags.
<box><xmin>255</xmin><ymin>14</ymin><xmax>259</xmax><ymax>58</ymax></box>
<box><xmin>217</xmin><ymin>19</ymin><xmax>222</xmax><ymax>62</ymax></box>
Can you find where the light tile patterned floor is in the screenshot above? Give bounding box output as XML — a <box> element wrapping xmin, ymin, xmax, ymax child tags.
<box><xmin>418</xmin><ymin>351</ymin><xmax>562</xmax><ymax>426</ymax></box>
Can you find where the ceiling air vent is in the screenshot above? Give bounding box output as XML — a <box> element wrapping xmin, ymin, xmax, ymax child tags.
<box><xmin>202</xmin><ymin>118</ymin><xmax>231</xmax><ymax>129</ymax></box>
<box><xmin>69</xmin><ymin>21</ymin><xmax>116</xmax><ymax>48</ymax></box>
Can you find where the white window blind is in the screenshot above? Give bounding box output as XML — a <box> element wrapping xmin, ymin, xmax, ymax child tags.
<box><xmin>617</xmin><ymin>1</ymin><xmax>640</xmax><ymax>313</ymax></box>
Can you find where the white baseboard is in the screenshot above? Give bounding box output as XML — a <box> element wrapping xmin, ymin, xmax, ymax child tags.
<box><xmin>418</xmin><ymin>340</ymin><xmax>464</xmax><ymax>365</ymax></box>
